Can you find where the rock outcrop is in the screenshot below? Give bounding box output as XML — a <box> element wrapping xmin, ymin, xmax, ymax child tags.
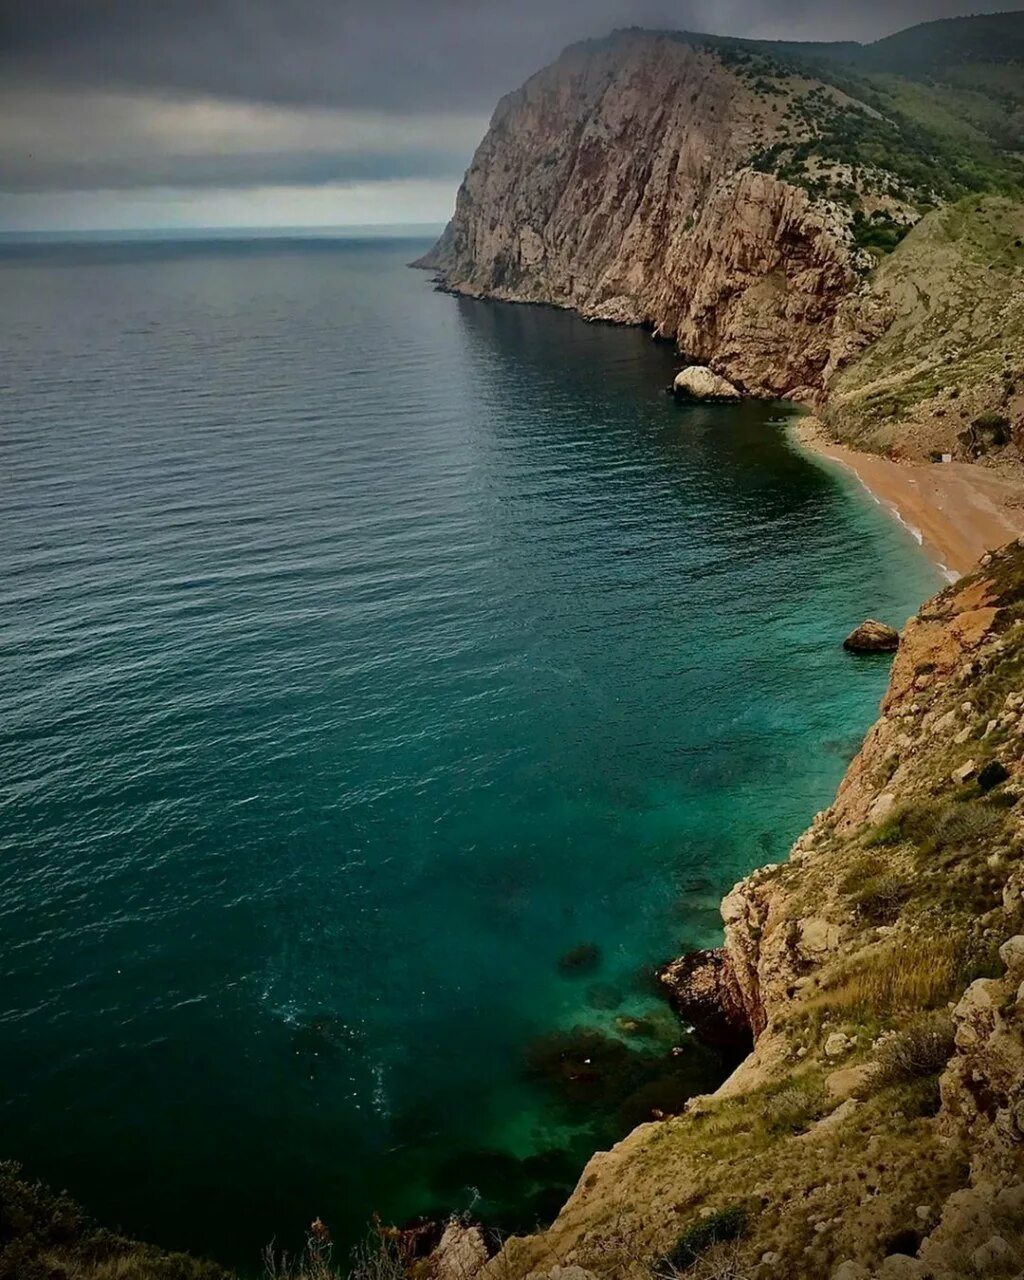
<box><xmin>658</xmin><ymin>948</ymin><xmax>752</xmax><ymax>1048</ymax></box>
<box><xmin>418</xmin><ymin>25</ymin><xmax>1024</xmax><ymax>458</ymax></box>
<box><xmin>843</xmin><ymin>619</ymin><xmax>900</xmax><ymax>653</ymax></box>
<box><xmin>420</xmin><ymin>1220</ymin><xmax>490</xmax><ymax>1280</ymax></box>
<box><xmin>417</xmin><ymin>32</ymin><xmax>859</xmax><ymax>399</ymax></box>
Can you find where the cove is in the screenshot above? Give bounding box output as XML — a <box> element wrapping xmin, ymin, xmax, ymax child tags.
<box><xmin>0</xmin><ymin>235</ymin><xmax>940</xmax><ymax>1268</ymax></box>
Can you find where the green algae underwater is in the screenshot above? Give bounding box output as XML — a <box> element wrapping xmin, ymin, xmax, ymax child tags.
<box><xmin>0</xmin><ymin>234</ymin><xmax>939</xmax><ymax>1268</ymax></box>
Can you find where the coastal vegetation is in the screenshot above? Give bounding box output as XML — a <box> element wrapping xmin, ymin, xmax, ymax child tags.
<box><xmin>0</xmin><ymin>1161</ymin><xmax>229</xmax><ymax>1280</ymax></box>
<box><xmin>824</xmin><ymin>196</ymin><xmax>1024</xmax><ymax>458</ymax></box>
<box><xmin>711</xmin><ymin>12</ymin><xmax>1024</xmax><ymax>221</ymax></box>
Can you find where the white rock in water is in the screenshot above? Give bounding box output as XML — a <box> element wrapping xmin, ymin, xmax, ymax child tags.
<box><xmin>672</xmin><ymin>365</ymin><xmax>741</xmax><ymax>401</ymax></box>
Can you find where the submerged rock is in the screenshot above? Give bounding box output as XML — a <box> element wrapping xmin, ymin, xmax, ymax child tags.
<box><xmin>557</xmin><ymin>943</ymin><xmax>602</xmax><ymax>976</ymax></box>
<box><xmin>585</xmin><ymin>982</ymin><xmax>623</xmax><ymax>1010</ymax></box>
<box><xmin>843</xmin><ymin>619</ymin><xmax>900</xmax><ymax>653</ymax></box>
<box><xmin>672</xmin><ymin>365</ymin><xmax>742</xmax><ymax>402</ymax></box>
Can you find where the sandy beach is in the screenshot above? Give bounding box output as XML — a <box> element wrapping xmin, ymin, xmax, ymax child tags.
<box><xmin>792</xmin><ymin>418</ymin><xmax>1024</xmax><ymax>581</ymax></box>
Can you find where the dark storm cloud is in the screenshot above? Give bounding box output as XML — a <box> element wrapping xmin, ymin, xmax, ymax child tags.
<box><xmin>1</xmin><ymin>0</ymin><xmax>1019</xmax><ymax>197</ymax></box>
<box><xmin>1</xmin><ymin>0</ymin><xmax>1007</xmax><ymax>114</ymax></box>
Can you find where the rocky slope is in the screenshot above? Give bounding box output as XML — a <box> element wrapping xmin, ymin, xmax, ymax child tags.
<box><xmin>823</xmin><ymin>196</ymin><xmax>1024</xmax><ymax>461</ymax></box>
<box><xmin>460</xmin><ymin>539</ymin><xmax>1024</xmax><ymax>1280</ymax></box>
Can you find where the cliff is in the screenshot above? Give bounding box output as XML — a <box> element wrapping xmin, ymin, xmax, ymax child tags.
<box><xmin>415</xmin><ymin>32</ymin><xmax>861</xmax><ymax>399</ymax></box>
<box><xmin>470</xmin><ymin>540</ymin><xmax>1024</xmax><ymax>1280</ymax></box>
<box><xmin>418</xmin><ymin>17</ymin><xmax>1024</xmax><ymax>449</ymax></box>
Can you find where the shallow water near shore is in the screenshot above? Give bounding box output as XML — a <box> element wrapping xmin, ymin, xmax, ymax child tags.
<box><xmin>0</xmin><ymin>235</ymin><xmax>939</xmax><ymax>1268</ymax></box>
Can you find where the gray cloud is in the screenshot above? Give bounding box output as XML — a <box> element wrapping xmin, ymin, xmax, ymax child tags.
<box><xmin>3</xmin><ymin>0</ymin><xmax>1013</xmax><ymax>114</ymax></box>
<box><xmin>1</xmin><ymin>0</ymin><xmax>1020</xmax><ymax>209</ymax></box>
<box><xmin>0</xmin><ymin>85</ymin><xmax>485</xmax><ymax>193</ymax></box>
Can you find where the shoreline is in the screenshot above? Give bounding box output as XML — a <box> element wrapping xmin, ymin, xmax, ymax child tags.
<box><xmin>790</xmin><ymin>416</ymin><xmax>1024</xmax><ymax>581</ymax></box>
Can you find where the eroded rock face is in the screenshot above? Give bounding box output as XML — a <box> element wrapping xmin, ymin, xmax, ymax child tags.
<box><xmin>843</xmin><ymin>619</ymin><xmax>900</xmax><ymax>653</ymax></box>
<box><xmin>940</xmin><ymin>936</ymin><xmax>1024</xmax><ymax>1180</ymax></box>
<box><xmin>417</xmin><ymin>32</ymin><xmax>858</xmax><ymax>397</ymax></box>
<box><xmin>658</xmin><ymin>947</ymin><xmax>752</xmax><ymax>1048</ymax></box>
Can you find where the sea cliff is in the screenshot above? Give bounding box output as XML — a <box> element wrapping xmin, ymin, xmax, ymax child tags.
<box><xmin>418</xmin><ymin>17</ymin><xmax>1024</xmax><ymax>464</ymax></box>
<box><xmin>415</xmin><ymin>31</ymin><xmax>859</xmax><ymax>400</ymax></box>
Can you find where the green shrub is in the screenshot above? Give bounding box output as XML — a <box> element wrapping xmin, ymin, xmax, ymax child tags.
<box><xmin>663</xmin><ymin>1207</ymin><xmax>748</xmax><ymax>1271</ymax></box>
<box><xmin>0</xmin><ymin>1161</ymin><xmax>230</xmax><ymax>1280</ymax></box>
<box><xmin>852</xmin><ymin>872</ymin><xmax>911</xmax><ymax>924</ymax></box>
<box><xmin>872</xmin><ymin>1013</ymin><xmax>956</xmax><ymax>1088</ymax></box>
<box><xmin>868</xmin><ymin>797</ymin><xmax>1008</xmax><ymax>858</ymax></box>
<box><xmin>973</xmin><ymin>410</ymin><xmax>1012</xmax><ymax>431</ymax></box>
<box><xmin>760</xmin><ymin>1077</ymin><xmax>827</xmax><ymax>1135</ymax></box>
<box><xmin>916</xmin><ymin>799</ymin><xmax>1006</xmax><ymax>856</ymax></box>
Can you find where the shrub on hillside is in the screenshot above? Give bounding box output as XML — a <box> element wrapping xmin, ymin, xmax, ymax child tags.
<box><xmin>0</xmin><ymin>1161</ymin><xmax>229</xmax><ymax>1280</ymax></box>
<box><xmin>873</xmin><ymin>1013</ymin><xmax>956</xmax><ymax>1089</ymax></box>
<box><xmin>852</xmin><ymin>872</ymin><xmax>911</xmax><ymax>924</ymax></box>
<box><xmin>662</xmin><ymin>1207</ymin><xmax>748</xmax><ymax>1272</ymax></box>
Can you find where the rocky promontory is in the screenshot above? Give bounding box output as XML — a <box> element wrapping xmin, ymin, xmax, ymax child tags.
<box><xmin>416</xmin><ymin>32</ymin><xmax>859</xmax><ymax>400</ymax></box>
<box><xmin>418</xmin><ymin>19</ymin><xmax>1024</xmax><ymax>462</ymax></box>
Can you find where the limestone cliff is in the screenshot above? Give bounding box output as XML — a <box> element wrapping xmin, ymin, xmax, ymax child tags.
<box><xmin>476</xmin><ymin>543</ymin><xmax>1024</xmax><ymax>1280</ymax></box>
<box><xmin>419</xmin><ymin>22</ymin><xmax>1024</xmax><ymax>453</ymax></box>
<box><xmin>416</xmin><ymin>32</ymin><xmax>861</xmax><ymax>399</ymax></box>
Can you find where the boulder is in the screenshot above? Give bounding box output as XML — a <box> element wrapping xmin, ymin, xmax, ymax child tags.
<box><xmin>672</xmin><ymin>365</ymin><xmax>742</xmax><ymax>401</ymax></box>
<box><xmin>824</xmin><ymin>1031</ymin><xmax>853</xmax><ymax>1059</ymax></box>
<box><xmin>952</xmin><ymin>760</ymin><xmax>978</xmax><ymax>786</ymax></box>
<box><xmin>843</xmin><ymin>620</ymin><xmax>900</xmax><ymax>653</ymax></box>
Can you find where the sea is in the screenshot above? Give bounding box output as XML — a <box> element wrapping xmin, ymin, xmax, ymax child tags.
<box><xmin>0</xmin><ymin>231</ymin><xmax>939</xmax><ymax>1270</ymax></box>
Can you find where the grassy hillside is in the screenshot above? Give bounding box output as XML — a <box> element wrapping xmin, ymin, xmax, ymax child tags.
<box><xmin>679</xmin><ymin>11</ymin><xmax>1024</xmax><ymax>247</ymax></box>
<box><xmin>825</xmin><ymin>195</ymin><xmax>1024</xmax><ymax>458</ymax></box>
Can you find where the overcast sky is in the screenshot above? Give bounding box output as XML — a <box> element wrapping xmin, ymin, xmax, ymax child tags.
<box><xmin>1</xmin><ymin>0</ymin><xmax>1018</xmax><ymax>232</ymax></box>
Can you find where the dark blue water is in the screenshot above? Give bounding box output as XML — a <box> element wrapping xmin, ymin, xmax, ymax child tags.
<box><xmin>0</xmin><ymin>236</ymin><xmax>938</xmax><ymax>1270</ymax></box>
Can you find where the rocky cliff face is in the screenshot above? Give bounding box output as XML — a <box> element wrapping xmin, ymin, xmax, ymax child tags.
<box><xmin>472</xmin><ymin>543</ymin><xmax>1024</xmax><ymax>1280</ymax></box>
<box><xmin>417</xmin><ymin>32</ymin><xmax>861</xmax><ymax>399</ymax></box>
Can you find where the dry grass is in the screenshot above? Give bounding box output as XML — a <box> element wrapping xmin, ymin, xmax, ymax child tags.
<box><xmin>0</xmin><ymin>1161</ymin><xmax>230</xmax><ymax>1280</ymax></box>
<box><xmin>801</xmin><ymin>930</ymin><xmax>981</xmax><ymax>1019</ymax></box>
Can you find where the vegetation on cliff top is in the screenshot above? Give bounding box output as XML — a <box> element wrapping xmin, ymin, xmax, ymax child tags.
<box><xmin>702</xmin><ymin>11</ymin><xmax>1024</xmax><ymax>219</ymax></box>
<box><xmin>0</xmin><ymin>1161</ymin><xmax>230</xmax><ymax>1280</ymax></box>
<box><xmin>825</xmin><ymin>195</ymin><xmax>1024</xmax><ymax>457</ymax></box>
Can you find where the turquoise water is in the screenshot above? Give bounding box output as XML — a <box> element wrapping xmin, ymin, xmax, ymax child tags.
<box><xmin>0</xmin><ymin>236</ymin><xmax>938</xmax><ymax>1269</ymax></box>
